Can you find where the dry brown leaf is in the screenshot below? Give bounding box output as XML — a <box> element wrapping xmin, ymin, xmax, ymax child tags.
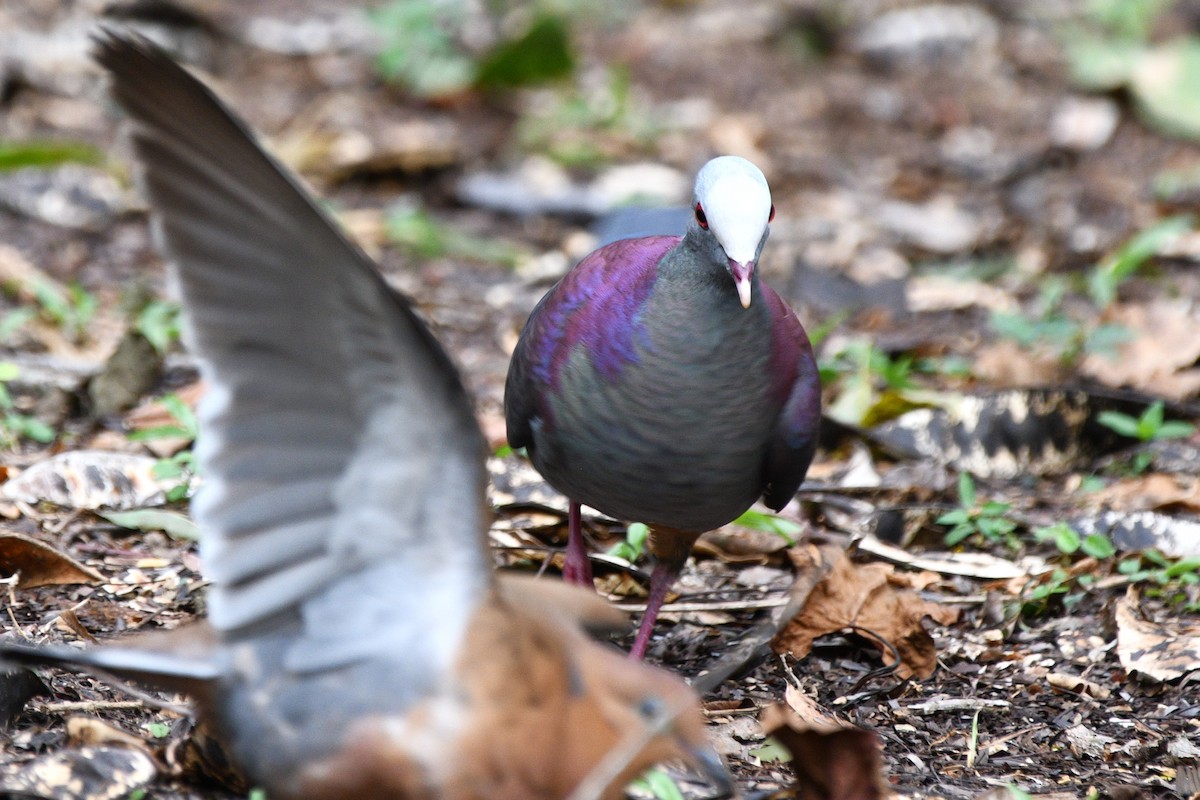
<box><xmin>274</xmin><ymin>91</ymin><xmax>461</xmax><ymax>180</ymax></box>
<box><xmin>772</xmin><ymin>544</ymin><xmax>959</xmax><ymax>679</ymax></box>
<box><xmin>66</xmin><ymin>717</ymin><xmax>151</xmax><ymax>750</ymax></box>
<box><xmin>0</xmin><ymin>533</ymin><xmax>102</xmax><ymax>588</ymax></box>
<box><xmin>760</xmin><ymin>699</ymin><xmax>887</xmax><ymax>800</ymax></box>
<box><xmin>1115</xmin><ymin>586</ymin><xmax>1200</xmax><ymax>682</ymax></box>
<box><xmin>1091</xmin><ymin>473</ymin><xmax>1200</xmax><ymax>514</ymax></box>
<box><xmin>973</xmin><ymin>339</ymin><xmax>1066</xmax><ymax>387</ymax></box>
<box><xmin>1046</xmin><ymin>672</ymin><xmax>1111</xmax><ymax>700</ymax></box>
<box><xmin>781</xmin><ymin>684</ymin><xmax>843</xmax><ymax>731</ymax></box>
<box><xmin>1081</xmin><ymin>299</ymin><xmax>1200</xmax><ymax>399</ymax></box>
<box><xmin>125</xmin><ymin>381</ymin><xmax>204</xmax><ymax>431</ymax></box>
<box><xmin>696</xmin><ymin>527</ymin><xmax>789</xmax><ymax>563</ymax></box>
<box><xmin>54</xmin><ymin>608</ymin><xmax>98</xmax><ymax>642</ymax></box>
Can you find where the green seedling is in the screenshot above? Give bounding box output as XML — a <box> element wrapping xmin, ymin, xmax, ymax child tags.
<box><xmin>1097</xmin><ymin>400</ymin><xmax>1195</xmax><ymax>442</ymax></box>
<box><xmin>1064</xmin><ymin>0</ymin><xmax>1200</xmax><ymax>140</ymax></box>
<box><xmin>128</xmin><ymin>393</ymin><xmax>199</xmax><ymax>503</ymax></box>
<box><xmin>748</xmin><ymin>736</ymin><xmax>792</xmax><ymax>763</ymax></box>
<box><xmin>631</xmin><ymin>767</ymin><xmax>684</xmax><ymax>800</ymax></box>
<box><xmin>369</xmin><ymin>0</ymin><xmax>475</xmax><ymax>96</ymax></box>
<box><xmin>1088</xmin><ymin>215</ymin><xmax>1193</xmax><ymax>308</ymax></box>
<box><xmin>1022</xmin><ymin>523</ymin><xmax>1115</xmax><ymax>616</ymax></box>
<box><xmin>821</xmin><ymin>340</ymin><xmax>940</xmax><ymax>427</ymax></box>
<box><xmin>515</xmin><ymin>66</ymin><xmax>659</xmax><ymax>167</ymax></box>
<box><xmin>1033</xmin><ymin>521</ymin><xmax>1117</xmax><ymax>559</ymax></box>
<box><xmin>370</xmin><ymin>1</ymin><xmax>576</xmax><ymax>97</ymax></box>
<box><xmin>1098</xmin><ymin>400</ymin><xmax>1195</xmax><ymax>474</ymax></box>
<box><xmin>146</xmin><ymin>722</ymin><xmax>171</xmax><ymax>738</ymax></box>
<box><xmin>609</xmin><ymin>521</ymin><xmax>649</xmax><ymax>562</ymax></box>
<box><xmin>734</xmin><ymin>508</ymin><xmax>802</xmax><ymax>546</ymax></box>
<box><xmin>937</xmin><ymin>474</ymin><xmax>1019</xmax><ymax>550</ymax></box>
<box><xmin>1118</xmin><ymin>549</ymin><xmax>1200</xmax><ymax>610</ymax></box>
<box><xmin>990</xmin><ymin>275</ymin><xmax>1133</xmax><ymax>366</ymax></box>
<box><xmin>0</xmin><ymin>362</ymin><xmax>55</xmax><ymax>448</ymax></box>
<box><xmin>37</xmin><ymin>280</ymin><xmax>97</xmax><ymax>344</ymax></box>
<box><xmin>136</xmin><ymin>300</ymin><xmax>182</xmax><ymax>354</ymax></box>
<box><xmin>0</xmin><ymin>279</ymin><xmax>100</xmax><ymax>345</ymax></box>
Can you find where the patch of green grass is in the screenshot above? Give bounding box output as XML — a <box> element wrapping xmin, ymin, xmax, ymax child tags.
<box><xmin>821</xmin><ymin>340</ymin><xmax>954</xmax><ymax>427</ymax></box>
<box><xmin>136</xmin><ymin>300</ymin><xmax>182</xmax><ymax>355</ymax></box>
<box><xmin>515</xmin><ymin>66</ymin><xmax>660</xmax><ymax>166</ymax></box>
<box><xmin>385</xmin><ymin>206</ymin><xmax>526</xmax><ymax>267</ymax></box>
<box><xmin>369</xmin><ymin>1</ymin><xmax>582</xmax><ymax>97</ymax></box>
<box><xmin>1087</xmin><ymin>215</ymin><xmax>1192</xmax><ymax>307</ymax></box>
<box><xmin>0</xmin><ymin>140</ymin><xmax>104</xmax><ymax>171</ymax></box>
<box><xmin>0</xmin><ymin>362</ymin><xmax>55</xmax><ymax>448</ymax></box>
<box><xmin>990</xmin><ymin>275</ymin><xmax>1133</xmax><ymax>366</ymax></box>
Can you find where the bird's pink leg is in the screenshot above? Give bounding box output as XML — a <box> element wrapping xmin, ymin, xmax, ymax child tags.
<box><xmin>561</xmin><ymin>501</ymin><xmax>594</xmax><ymax>587</ymax></box>
<box><xmin>629</xmin><ymin>561</ymin><xmax>677</xmax><ymax>660</ymax></box>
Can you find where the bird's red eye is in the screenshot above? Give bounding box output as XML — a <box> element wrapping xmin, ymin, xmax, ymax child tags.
<box><xmin>694</xmin><ymin>203</ymin><xmax>708</xmax><ymax>229</ymax></box>
<box><xmin>768</xmin><ymin>204</ymin><xmax>775</xmax><ymax>223</ymax></box>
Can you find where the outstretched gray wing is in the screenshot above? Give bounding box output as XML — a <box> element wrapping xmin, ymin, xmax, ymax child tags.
<box><xmin>95</xmin><ymin>33</ymin><xmax>489</xmax><ymax>673</ymax></box>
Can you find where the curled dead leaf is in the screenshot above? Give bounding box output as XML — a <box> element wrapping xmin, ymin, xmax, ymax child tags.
<box><xmin>66</xmin><ymin>716</ymin><xmax>152</xmax><ymax>750</ymax></box>
<box><xmin>0</xmin><ymin>533</ymin><xmax>102</xmax><ymax>588</ymax></box>
<box><xmin>1045</xmin><ymin>672</ymin><xmax>1111</xmax><ymax>700</ymax></box>
<box><xmin>696</xmin><ymin>527</ymin><xmax>789</xmax><ymax>563</ymax></box>
<box><xmin>772</xmin><ymin>544</ymin><xmax>959</xmax><ymax>679</ymax></box>
<box><xmin>760</xmin><ymin>698</ymin><xmax>887</xmax><ymax>800</ymax></box>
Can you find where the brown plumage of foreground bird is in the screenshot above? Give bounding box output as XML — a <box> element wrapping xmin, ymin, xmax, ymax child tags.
<box><xmin>0</xmin><ymin>32</ymin><xmax>729</xmax><ymax>800</ymax></box>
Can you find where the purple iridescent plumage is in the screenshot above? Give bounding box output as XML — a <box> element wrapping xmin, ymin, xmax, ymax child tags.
<box><xmin>530</xmin><ymin>236</ymin><xmax>675</xmax><ymax>392</ymax></box>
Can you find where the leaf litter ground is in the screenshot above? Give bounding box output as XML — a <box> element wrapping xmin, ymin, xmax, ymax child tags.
<box><xmin>1</xmin><ymin>1</ymin><xmax>1200</xmax><ymax>799</ymax></box>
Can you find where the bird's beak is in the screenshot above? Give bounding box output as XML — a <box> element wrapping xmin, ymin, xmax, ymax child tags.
<box><xmin>729</xmin><ymin>260</ymin><xmax>753</xmax><ymax>308</ymax></box>
<box><xmin>686</xmin><ymin>742</ymin><xmax>734</xmax><ymax>799</ymax></box>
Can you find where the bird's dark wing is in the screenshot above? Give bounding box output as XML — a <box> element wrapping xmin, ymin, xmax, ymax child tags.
<box><xmin>759</xmin><ymin>285</ymin><xmax>821</xmax><ymax>510</ymax></box>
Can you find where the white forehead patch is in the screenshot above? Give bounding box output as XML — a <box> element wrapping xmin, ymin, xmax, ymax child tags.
<box><xmin>693</xmin><ymin>156</ymin><xmax>772</xmax><ymax>264</ymax></box>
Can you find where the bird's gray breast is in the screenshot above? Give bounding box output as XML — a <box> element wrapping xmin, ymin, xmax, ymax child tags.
<box><xmin>535</xmin><ymin>277</ymin><xmax>777</xmax><ymax>532</ymax></box>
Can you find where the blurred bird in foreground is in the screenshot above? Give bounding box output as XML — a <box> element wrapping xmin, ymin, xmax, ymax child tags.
<box><xmin>0</xmin><ymin>32</ymin><xmax>729</xmax><ymax>800</ymax></box>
